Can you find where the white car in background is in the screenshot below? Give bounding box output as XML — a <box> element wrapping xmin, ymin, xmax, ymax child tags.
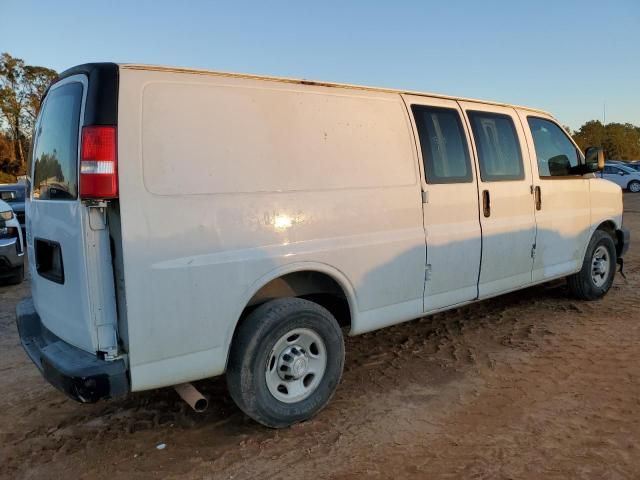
<box><xmin>600</xmin><ymin>163</ymin><xmax>640</xmax><ymax>192</ymax></box>
<box><xmin>0</xmin><ymin>199</ymin><xmax>25</xmax><ymax>284</ymax></box>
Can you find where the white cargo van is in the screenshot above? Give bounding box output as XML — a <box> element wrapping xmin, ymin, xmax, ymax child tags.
<box><xmin>18</xmin><ymin>63</ymin><xmax>629</xmax><ymax>427</ymax></box>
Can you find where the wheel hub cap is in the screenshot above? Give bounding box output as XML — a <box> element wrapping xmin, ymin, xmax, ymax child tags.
<box><xmin>277</xmin><ymin>345</ymin><xmax>309</xmax><ymax>380</ymax></box>
<box><xmin>265</xmin><ymin>328</ymin><xmax>327</xmax><ymax>404</ymax></box>
<box><xmin>591</xmin><ymin>245</ymin><xmax>610</xmax><ymax>287</ymax></box>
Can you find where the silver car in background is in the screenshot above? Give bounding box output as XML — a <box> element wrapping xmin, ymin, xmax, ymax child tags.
<box><xmin>600</xmin><ymin>163</ymin><xmax>640</xmax><ymax>192</ymax></box>
<box><xmin>0</xmin><ymin>199</ymin><xmax>25</xmax><ymax>284</ymax></box>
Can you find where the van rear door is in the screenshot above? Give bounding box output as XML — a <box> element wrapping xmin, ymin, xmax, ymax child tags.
<box><xmin>28</xmin><ymin>70</ymin><xmax>119</xmax><ymax>356</ymax></box>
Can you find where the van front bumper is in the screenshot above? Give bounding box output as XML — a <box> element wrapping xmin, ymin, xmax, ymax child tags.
<box><xmin>16</xmin><ymin>298</ymin><xmax>129</xmax><ymax>403</ymax></box>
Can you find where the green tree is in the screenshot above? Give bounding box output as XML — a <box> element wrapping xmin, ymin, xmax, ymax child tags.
<box><xmin>0</xmin><ymin>52</ymin><xmax>56</xmax><ymax>175</ymax></box>
<box><xmin>572</xmin><ymin>120</ymin><xmax>640</xmax><ymax>160</ymax></box>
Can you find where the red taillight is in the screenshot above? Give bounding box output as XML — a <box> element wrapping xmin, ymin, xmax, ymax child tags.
<box><xmin>79</xmin><ymin>125</ymin><xmax>118</xmax><ymax>199</ymax></box>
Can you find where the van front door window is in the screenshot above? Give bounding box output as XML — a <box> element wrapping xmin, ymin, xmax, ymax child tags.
<box><xmin>527</xmin><ymin>117</ymin><xmax>580</xmax><ymax>177</ymax></box>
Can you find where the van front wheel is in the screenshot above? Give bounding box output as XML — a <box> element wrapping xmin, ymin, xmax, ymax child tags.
<box><xmin>226</xmin><ymin>298</ymin><xmax>345</xmax><ymax>428</ymax></box>
<box><xmin>567</xmin><ymin>230</ymin><xmax>617</xmax><ymax>300</ymax></box>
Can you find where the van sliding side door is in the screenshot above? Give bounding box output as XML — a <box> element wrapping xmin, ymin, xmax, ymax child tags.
<box><xmin>460</xmin><ymin>103</ymin><xmax>536</xmax><ymax>297</ymax></box>
<box><xmin>402</xmin><ymin>95</ymin><xmax>482</xmax><ymax>312</ymax></box>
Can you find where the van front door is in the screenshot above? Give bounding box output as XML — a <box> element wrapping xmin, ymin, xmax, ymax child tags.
<box><xmin>460</xmin><ymin>103</ymin><xmax>537</xmax><ymax>297</ymax></box>
<box><xmin>519</xmin><ymin>114</ymin><xmax>591</xmax><ymax>280</ymax></box>
<box><xmin>403</xmin><ymin>95</ymin><xmax>482</xmax><ymax>312</ymax></box>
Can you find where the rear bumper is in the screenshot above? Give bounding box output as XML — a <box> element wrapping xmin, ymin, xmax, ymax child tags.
<box><xmin>16</xmin><ymin>298</ymin><xmax>129</xmax><ymax>403</ymax></box>
<box><xmin>616</xmin><ymin>227</ymin><xmax>630</xmax><ymax>258</ymax></box>
<box><xmin>0</xmin><ymin>237</ymin><xmax>23</xmax><ymax>274</ymax></box>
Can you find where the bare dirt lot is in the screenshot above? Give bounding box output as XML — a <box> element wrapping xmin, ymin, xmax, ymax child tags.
<box><xmin>2</xmin><ymin>195</ymin><xmax>640</xmax><ymax>480</ymax></box>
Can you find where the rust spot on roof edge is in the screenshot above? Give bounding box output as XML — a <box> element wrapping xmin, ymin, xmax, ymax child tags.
<box><xmin>120</xmin><ymin>63</ymin><xmax>552</xmax><ymax>117</ymax></box>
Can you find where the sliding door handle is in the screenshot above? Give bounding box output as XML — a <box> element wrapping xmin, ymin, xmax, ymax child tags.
<box><xmin>482</xmin><ymin>190</ymin><xmax>491</xmax><ymax>217</ymax></box>
<box><xmin>534</xmin><ymin>186</ymin><xmax>542</xmax><ymax>210</ymax></box>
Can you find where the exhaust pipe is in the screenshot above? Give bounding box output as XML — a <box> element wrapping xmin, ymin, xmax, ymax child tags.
<box><xmin>174</xmin><ymin>383</ymin><xmax>208</xmax><ymax>412</ymax></box>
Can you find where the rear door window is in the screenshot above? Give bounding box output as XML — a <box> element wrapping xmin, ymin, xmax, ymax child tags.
<box><xmin>411</xmin><ymin>105</ymin><xmax>472</xmax><ymax>184</ymax></box>
<box><xmin>32</xmin><ymin>82</ymin><xmax>83</xmax><ymax>200</ymax></box>
<box><xmin>467</xmin><ymin>111</ymin><xmax>524</xmax><ymax>181</ymax></box>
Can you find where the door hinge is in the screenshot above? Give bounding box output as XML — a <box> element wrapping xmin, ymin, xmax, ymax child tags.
<box><xmin>97</xmin><ymin>323</ymin><xmax>119</xmax><ymax>359</ymax></box>
<box><xmin>86</xmin><ymin>200</ymin><xmax>109</xmax><ymax>231</ymax></box>
<box><xmin>531</xmin><ymin>244</ymin><xmax>536</xmax><ymax>259</ymax></box>
<box><xmin>425</xmin><ymin>264</ymin><xmax>432</xmax><ymax>281</ymax></box>
<box><xmin>421</xmin><ymin>191</ymin><xmax>429</xmax><ymax>204</ymax></box>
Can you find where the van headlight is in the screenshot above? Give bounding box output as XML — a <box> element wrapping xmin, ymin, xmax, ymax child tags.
<box><xmin>0</xmin><ymin>210</ymin><xmax>13</xmax><ymax>221</ymax></box>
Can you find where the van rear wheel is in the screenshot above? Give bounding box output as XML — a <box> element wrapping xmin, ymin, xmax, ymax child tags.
<box><xmin>567</xmin><ymin>230</ymin><xmax>616</xmax><ymax>300</ymax></box>
<box><xmin>226</xmin><ymin>298</ymin><xmax>345</xmax><ymax>428</ymax></box>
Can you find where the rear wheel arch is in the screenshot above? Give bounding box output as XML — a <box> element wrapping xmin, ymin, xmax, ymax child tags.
<box><xmin>225</xmin><ymin>264</ymin><xmax>357</xmax><ymax>368</ymax></box>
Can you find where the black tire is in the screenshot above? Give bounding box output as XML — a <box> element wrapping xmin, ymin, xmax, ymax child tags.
<box><xmin>7</xmin><ymin>264</ymin><xmax>24</xmax><ymax>285</ymax></box>
<box><xmin>226</xmin><ymin>298</ymin><xmax>345</xmax><ymax>428</ymax></box>
<box><xmin>628</xmin><ymin>180</ymin><xmax>640</xmax><ymax>193</ymax></box>
<box><xmin>567</xmin><ymin>230</ymin><xmax>616</xmax><ymax>300</ymax></box>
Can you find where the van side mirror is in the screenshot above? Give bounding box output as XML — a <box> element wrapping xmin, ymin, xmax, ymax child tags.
<box><xmin>584</xmin><ymin>147</ymin><xmax>605</xmax><ymax>172</ymax></box>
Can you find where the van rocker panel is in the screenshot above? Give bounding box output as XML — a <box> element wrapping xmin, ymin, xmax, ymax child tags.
<box><xmin>16</xmin><ymin>298</ymin><xmax>129</xmax><ymax>403</ymax></box>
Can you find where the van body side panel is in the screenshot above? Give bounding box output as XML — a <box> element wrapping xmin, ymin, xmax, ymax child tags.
<box><xmin>117</xmin><ymin>70</ymin><xmax>425</xmax><ymax>391</ymax></box>
<box><xmin>589</xmin><ymin>178</ymin><xmax>624</xmax><ymax>232</ymax></box>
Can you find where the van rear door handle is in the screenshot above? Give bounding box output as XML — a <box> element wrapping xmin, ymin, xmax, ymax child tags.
<box><xmin>534</xmin><ymin>186</ymin><xmax>542</xmax><ymax>210</ymax></box>
<box><xmin>482</xmin><ymin>190</ymin><xmax>491</xmax><ymax>217</ymax></box>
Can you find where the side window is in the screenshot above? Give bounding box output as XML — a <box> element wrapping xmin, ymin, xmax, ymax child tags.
<box><xmin>467</xmin><ymin>111</ymin><xmax>524</xmax><ymax>181</ymax></box>
<box><xmin>527</xmin><ymin>117</ymin><xmax>580</xmax><ymax>177</ymax></box>
<box><xmin>411</xmin><ymin>105</ymin><xmax>472</xmax><ymax>184</ymax></box>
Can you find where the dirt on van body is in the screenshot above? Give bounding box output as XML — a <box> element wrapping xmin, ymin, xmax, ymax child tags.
<box><xmin>2</xmin><ymin>195</ymin><xmax>640</xmax><ymax>480</ymax></box>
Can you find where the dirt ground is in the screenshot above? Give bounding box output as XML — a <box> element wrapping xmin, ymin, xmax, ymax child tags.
<box><xmin>2</xmin><ymin>195</ymin><xmax>640</xmax><ymax>480</ymax></box>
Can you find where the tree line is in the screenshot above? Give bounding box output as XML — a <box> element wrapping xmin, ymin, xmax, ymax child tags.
<box><xmin>570</xmin><ymin>121</ymin><xmax>640</xmax><ymax>161</ymax></box>
<box><xmin>0</xmin><ymin>52</ymin><xmax>57</xmax><ymax>183</ymax></box>
<box><xmin>1</xmin><ymin>51</ymin><xmax>639</xmax><ymax>184</ymax></box>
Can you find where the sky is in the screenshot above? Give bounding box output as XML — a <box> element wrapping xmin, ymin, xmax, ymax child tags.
<box><xmin>1</xmin><ymin>0</ymin><xmax>638</xmax><ymax>130</ymax></box>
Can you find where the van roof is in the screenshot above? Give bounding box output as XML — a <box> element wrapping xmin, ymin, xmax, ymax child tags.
<box><xmin>120</xmin><ymin>63</ymin><xmax>553</xmax><ymax>118</ymax></box>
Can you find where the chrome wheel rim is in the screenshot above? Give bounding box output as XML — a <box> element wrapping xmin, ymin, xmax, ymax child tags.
<box><xmin>630</xmin><ymin>182</ymin><xmax>640</xmax><ymax>193</ymax></box>
<box><xmin>591</xmin><ymin>245</ymin><xmax>610</xmax><ymax>287</ymax></box>
<box><xmin>265</xmin><ymin>328</ymin><xmax>327</xmax><ymax>404</ymax></box>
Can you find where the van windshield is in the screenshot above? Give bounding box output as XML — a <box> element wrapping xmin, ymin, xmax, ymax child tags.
<box><xmin>32</xmin><ymin>82</ymin><xmax>83</xmax><ymax>200</ymax></box>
